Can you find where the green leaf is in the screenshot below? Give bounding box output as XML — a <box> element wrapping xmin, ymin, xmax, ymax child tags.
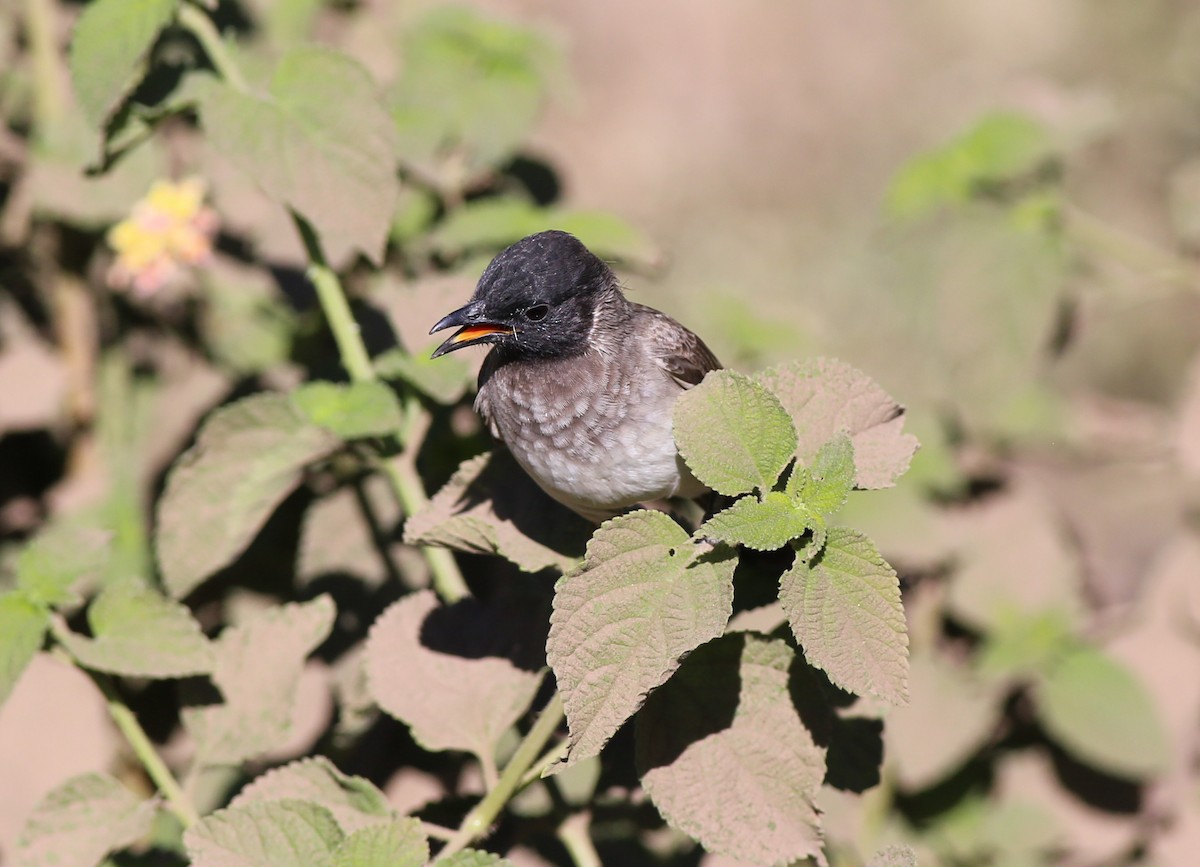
<box><xmin>0</xmin><ymin>591</ymin><xmax>49</xmax><ymax>708</ymax></box>
<box><xmin>365</xmin><ymin>591</ymin><xmax>543</xmax><ymax>764</ymax></box>
<box><xmin>185</xmin><ymin>799</ymin><xmax>345</xmax><ymax>867</ymax></box>
<box><xmin>200</xmin><ymin>272</ymin><xmax>296</xmax><ymax>375</ymax></box>
<box><xmin>15</xmin><ymin>521</ymin><xmax>110</xmax><ymax>609</ymax></box>
<box><xmin>15</xmin><ymin>772</ymin><xmax>158</xmax><ymax>867</ymax></box>
<box><xmin>977</xmin><ymin>609</ymin><xmax>1075</xmax><ymax>680</ymax></box>
<box><xmin>1034</xmin><ymin>647</ymin><xmax>1171</xmax><ymax>779</ymax></box>
<box><xmin>789</xmin><ymin>433</ymin><xmax>855</xmax><ymax>517</ymax></box>
<box><xmin>757</xmin><ymin>358</ymin><xmax>918</xmax><ymax>490</ymax></box>
<box><xmin>156</xmin><ymin>392</ymin><xmax>341</xmax><ymax>599</ymax></box>
<box><xmin>887</xmin><ymin>112</ymin><xmax>1054</xmax><ymax>219</ymax></box>
<box><xmin>635</xmin><ymin>634</ymin><xmax>826</xmax><ymax>865</ymax></box>
<box><xmin>699</xmin><ymin>492</ymin><xmax>811</xmax><ymax>551</ymax></box>
<box><xmin>433</xmin><ymin>852</ymin><xmax>511</xmax><ymax>867</ymax></box>
<box><xmin>183</xmin><ymin>596</ymin><xmax>335</xmax><ymax>766</ymax></box>
<box><xmin>373</xmin><ymin>347</ymin><xmax>471</xmax><ymax>406</ymax></box>
<box><xmin>56</xmin><ymin>581</ymin><xmax>214</xmax><ymax>678</ymax></box>
<box><xmin>333</xmin><ymin>819</ymin><xmax>428</xmax><ymax>867</ymax></box>
<box><xmin>198</xmin><ymin>48</ymin><xmax>399</xmax><ymax>265</ymax></box>
<box><xmin>673</xmin><ymin>369</ymin><xmax>797</xmax><ymax>497</ymax></box>
<box><xmin>780</xmin><ymin>527</ymin><xmax>909</xmax><ymax>705</ymax></box>
<box><xmin>231</xmin><ymin>757</ymin><xmax>393</xmax><ymax>835</ymax></box>
<box><xmin>547</xmin><ymin>510</ymin><xmax>736</xmax><ymax>767</ymax></box>
<box><xmin>292</xmin><ymin>381</ymin><xmax>404</xmax><ymax>440</ymax></box>
<box><xmin>68</xmin><ymin>0</ymin><xmax>179</xmax><ymax>128</ymax></box>
<box><xmin>868</xmin><ymin>845</ymin><xmax>918</xmax><ymax>867</ymax></box>
<box><xmin>392</xmin><ymin>8</ymin><xmax>557</xmax><ymax>172</ymax></box>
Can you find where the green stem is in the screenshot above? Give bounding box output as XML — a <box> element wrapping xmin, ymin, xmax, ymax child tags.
<box><xmin>1064</xmin><ymin>205</ymin><xmax>1198</xmax><ymax>290</ymax></box>
<box><xmin>297</xmin><ymin>219</ymin><xmax>375</xmax><ymax>383</ymax></box>
<box><xmin>557</xmin><ymin>812</ymin><xmax>601</xmax><ymax>867</ymax></box>
<box><xmin>437</xmin><ymin>693</ymin><xmax>565</xmax><ymax>859</ymax></box>
<box><xmin>50</xmin><ymin>635</ymin><xmax>200</xmax><ymax>828</ymax></box>
<box><xmin>24</xmin><ymin>0</ymin><xmax>65</xmax><ymax>138</ymax></box>
<box><xmin>178</xmin><ymin>3</ymin><xmax>249</xmax><ymax>93</ymax></box>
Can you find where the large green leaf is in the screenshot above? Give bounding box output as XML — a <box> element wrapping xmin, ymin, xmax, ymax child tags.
<box><xmin>155</xmin><ymin>392</ymin><xmax>341</xmax><ymax>599</ymax></box>
<box><xmin>699</xmin><ymin>492</ymin><xmax>812</xmax><ymax>551</ymax></box>
<box><xmin>780</xmin><ymin>527</ymin><xmax>909</xmax><ymax>705</ymax></box>
<box><xmin>0</xmin><ymin>591</ymin><xmax>49</xmax><ymax>709</ymax></box>
<box><xmin>185</xmin><ymin>799</ymin><xmax>345</xmax><ymax>867</ymax></box>
<box><xmin>56</xmin><ymin>581</ymin><xmax>214</xmax><ymax>678</ymax></box>
<box><xmin>547</xmin><ymin>511</ymin><xmax>736</xmax><ymax>767</ymax></box>
<box><xmin>673</xmin><ymin>369</ymin><xmax>797</xmax><ymax>497</ymax></box>
<box><xmin>68</xmin><ymin>0</ymin><xmax>179</xmax><ymax>128</ymax></box>
<box><xmin>291</xmin><ymin>381</ymin><xmax>404</xmax><ymax>440</ymax></box>
<box><xmin>333</xmin><ymin>819</ymin><xmax>428</xmax><ymax>867</ymax></box>
<box><xmin>198</xmin><ymin>48</ymin><xmax>399</xmax><ymax>264</ymax></box>
<box><xmin>15</xmin><ymin>772</ymin><xmax>157</xmax><ymax>867</ymax></box>
<box><xmin>231</xmin><ymin>757</ymin><xmax>393</xmax><ymax>835</ymax></box>
<box><xmin>635</xmin><ymin>634</ymin><xmax>826</xmax><ymax>865</ymax></box>
<box><xmin>1035</xmin><ymin>647</ymin><xmax>1171</xmax><ymax>780</ymax></box>
<box><xmin>15</xmin><ymin>521</ymin><xmax>110</xmax><ymax>609</ymax></box>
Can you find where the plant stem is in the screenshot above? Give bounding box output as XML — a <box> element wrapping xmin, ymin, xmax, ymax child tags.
<box><xmin>24</xmin><ymin>0</ymin><xmax>65</xmax><ymax>137</ymax></box>
<box><xmin>178</xmin><ymin>3</ymin><xmax>249</xmax><ymax>93</ymax></box>
<box><xmin>557</xmin><ymin>812</ymin><xmax>602</xmax><ymax>867</ymax></box>
<box><xmin>437</xmin><ymin>692</ymin><xmax>565</xmax><ymax>859</ymax></box>
<box><xmin>299</xmin><ymin>227</ymin><xmax>375</xmax><ymax>384</ymax></box>
<box><xmin>50</xmin><ymin>636</ymin><xmax>200</xmax><ymax>828</ymax></box>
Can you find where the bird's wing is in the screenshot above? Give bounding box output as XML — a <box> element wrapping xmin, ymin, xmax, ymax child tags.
<box><xmin>635</xmin><ymin>304</ymin><xmax>722</xmax><ymax>389</ymax></box>
<box><xmin>475</xmin><ymin>355</ymin><xmax>506</xmax><ymax>443</ymax></box>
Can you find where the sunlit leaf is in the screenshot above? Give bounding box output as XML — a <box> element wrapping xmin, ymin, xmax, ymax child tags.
<box><xmin>291</xmin><ymin>381</ymin><xmax>403</xmax><ymax>440</ymax></box>
<box><xmin>230</xmin><ymin>757</ymin><xmax>393</xmax><ymax>835</ymax></box>
<box><xmin>699</xmin><ymin>492</ymin><xmax>811</xmax><ymax>551</ymax></box>
<box><xmin>673</xmin><ymin>369</ymin><xmax>797</xmax><ymax>497</ymax></box>
<box><xmin>15</xmin><ymin>772</ymin><xmax>157</xmax><ymax>867</ymax></box>
<box><xmin>333</xmin><ymin>819</ymin><xmax>428</xmax><ymax>867</ymax></box>
<box><xmin>548</xmin><ymin>510</ymin><xmax>736</xmax><ymax>767</ymax></box>
<box><xmin>635</xmin><ymin>634</ymin><xmax>826</xmax><ymax>865</ymax></box>
<box><xmin>433</xmin><ymin>852</ymin><xmax>511</xmax><ymax>867</ymax></box>
<box><xmin>0</xmin><ymin>591</ymin><xmax>49</xmax><ymax>709</ymax></box>
<box><xmin>374</xmin><ymin>347</ymin><xmax>472</xmax><ymax>406</ymax></box>
<box><xmin>15</xmin><ymin>522</ymin><xmax>110</xmax><ymax>609</ymax></box>
<box><xmin>789</xmin><ymin>433</ymin><xmax>855</xmax><ymax>517</ymax></box>
<box><xmin>185</xmin><ymin>799</ymin><xmax>344</xmax><ymax>867</ymax></box>
<box><xmin>781</xmin><ymin>527</ymin><xmax>909</xmax><ymax>705</ymax></box>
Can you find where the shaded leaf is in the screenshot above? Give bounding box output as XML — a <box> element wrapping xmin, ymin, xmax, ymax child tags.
<box><xmin>673</xmin><ymin>369</ymin><xmax>797</xmax><ymax>497</ymax></box>
<box><xmin>405</xmin><ymin>450</ymin><xmax>592</xmax><ymax>573</ymax></box>
<box><xmin>15</xmin><ymin>772</ymin><xmax>157</xmax><ymax>867</ymax></box>
<box><xmin>699</xmin><ymin>492</ymin><xmax>811</xmax><ymax>551</ymax></box>
<box><xmin>781</xmin><ymin>528</ymin><xmax>909</xmax><ymax>705</ymax></box>
<box><xmin>297</xmin><ymin>475</ymin><xmax>407</xmax><ymax>591</ymax></box>
<box><xmin>198</xmin><ymin>48</ymin><xmax>399</xmax><ymax>264</ymax></box>
<box><xmin>758</xmin><ymin>358</ymin><xmax>918</xmax><ymax>489</ymax></box>
<box><xmin>231</xmin><ymin>757</ymin><xmax>392</xmax><ymax>834</ymax></box>
<box><xmin>185</xmin><ymin>799</ymin><xmax>344</xmax><ymax>867</ymax></box>
<box><xmin>156</xmin><ymin>392</ymin><xmax>340</xmax><ymax>599</ymax></box>
<box><xmin>0</xmin><ymin>592</ymin><xmax>49</xmax><ymax>709</ymax></box>
<box><xmin>868</xmin><ymin>845</ymin><xmax>918</xmax><ymax>867</ymax></box>
<box><xmin>365</xmin><ymin>591</ymin><xmax>542</xmax><ymax>761</ymax></box>
<box><xmin>68</xmin><ymin>0</ymin><xmax>179</xmax><ymax>128</ymax></box>
<box><xmin>16</xmin><ymin>521</ymin><xmax>110</xmax><ymax>609</ymax></box>
<box><xmin>635</xmin><ymin>634</ymin><xmax>826</xmax><ymax>866</ymax></box>
<box><xmin>292</xmin><ymin>381</ymin><xmax>403</xmax><ymax>440</ymax></box>
<box><xmin>333</xmin><ymin>819</ymin><xmax>428</xmax><ymax>867</ymax></box>
<box><xmin>57</xmin><ymin>581</ymin><xmax>214</xmax><ymax>678</ymax></box>
<box><xmin>184</xmin><ymin>596</ymin><xmax>335</xmax><ymax>766</ymax></box>
<box><xmin>374</xmin><ymin>346</ymin><xmax>471</xmax><ymax>405</ymax></box>
<box><xmin>433</xmin><ymin>852</ymin><xmax>510</xmax><ymax>867</ymax></box>
<box><xmin>548</xmin><ymin>511</ymin><xmax>736</xmax><ymax>767</ymax></box>
<box><xmin>1034</xmin><ymin>647</ymin><xmax>1170</xmax><ymax>780</ymax></box>
<box><xmin>790</xmin><ymin>433</ymin><xmax>855</xmax><ymax>517</ymax></box>
<box><xmin>200</xmin><ymin>269</ymin><xmax>296</xmax><ymax>375</ymax></box>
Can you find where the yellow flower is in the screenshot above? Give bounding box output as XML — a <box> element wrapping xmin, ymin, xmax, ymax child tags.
<box><xmin>107</xmin><ymin>177</ymin><xmax>219</xmax><ymax>295</ymax></box>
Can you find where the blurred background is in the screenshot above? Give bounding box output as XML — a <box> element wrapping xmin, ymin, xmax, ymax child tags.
<box><xmin>3</xmin><ymin>0</ymin><xmax>1200</xmax><ymax>864</ymax></box>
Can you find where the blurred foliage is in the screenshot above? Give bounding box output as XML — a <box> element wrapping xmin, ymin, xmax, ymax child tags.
<box><xmin>1</xmin><ymin>1</ymin><xmax>1200</xmax><ymax>866</ymax></box>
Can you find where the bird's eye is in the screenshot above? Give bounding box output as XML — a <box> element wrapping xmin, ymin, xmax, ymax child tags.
<box><xmin>525</xmin><ymin>304</ymin><xmax>549</xmax><ymax>322</ymax></box>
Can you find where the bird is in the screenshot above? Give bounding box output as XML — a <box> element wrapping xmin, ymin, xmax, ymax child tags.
<box><xmin>429</xmin><ymin>230</ymin><xmax>722</xmax><ymax>524</ymax></box>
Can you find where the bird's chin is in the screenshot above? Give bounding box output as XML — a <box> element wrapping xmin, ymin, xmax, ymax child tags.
<box><xmin>431</xmin><ymin>324</ymin><xmax>514</xmax><ymax>358</ymax></box>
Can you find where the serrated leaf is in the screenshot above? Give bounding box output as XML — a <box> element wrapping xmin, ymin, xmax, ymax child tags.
<box><xmin>790</xmin><ymin>433</ymin><xmax>855</xmax><ymax>516</ymax></box>
<box><xmin>16</xmin><ymin>522</ymin><xmax>110</xmax><ymax>609</ymax></box>
<box><xmin>56</xmin><ymin>581</ymin><xmax>214</xmax><ymax>678</ymax></box>
<box><xmin>15</xmin><ymin>772</ymin><xmax>158</xmax><ymax>867</ymax></box>
<box><xmin>758</xmin><ymin>358</ymin><xmax>918</xmax><ymax>489</ymax></box>
<box><xmin>156</xmin><ymin>392</ymin><xmax>341</xmax><ymax>599</ymax></box>
<box><xmin>230</xmin><ymin>757</ymin><xmax>392</xmax><ymax>834</ymax></box>
<box><xmin>635</xmin><ymin>634</ymin><xmax>826</xmax><ymax>866</ymax></box>
<box><xmin>433</xmin><ymin>852</ymin><xmax>510</xmax><ymax>867</ymax></box>
<box><xmin>184</xmin><ymin>596</ymin><xmax>335</xmax><ymax>766</ymax></box>
<box><xmin>373</xmin><ymin>346</ymin><xmax>471</xmax><ymax>405</ymax></box>
<box><xmin>699</xmin><ymin>492</ymin><xmax>811</xmax><ymax>551</ymax></box>
<box><xmin>291</xmin><ymin>381</ymin><xmax>403</xmax><ymax>440</ymax></box>
<box><xmin>405</xmin><ymin>450</ymin><xmax>592</xmax><ymax>573</ymax></box>
<box><xmin>68</xmin><ymin>0</ymin><xmax>179</xmax><ymax>128</ymax></box>
<box><xmin>365</xmin><ymin>591</ymin><xmax>542</xmax><ymax>761</ymax></box>
<box><xmin>0</xmin><ymin>591</ymin><xmax>49</xmax><ymax>709</ymax></box>
<box><xmin>547</xmin><ymin>510</ymin><xmax>736</xmax><ymax>767</ymax></box>
<box><xmin>673</xmin><ymin>369</ymin><xmax>797</xmax><ymax>497</ymax></box>
<box><xmin>185</xmin><ymin>799</ymin><xmax>344</xmax><ymax>867</ymax></box>
<box><xmin>198</xmin><ymin>48</ymin><xmax>399</xmax><ymax>264</ymax></box>
<box><xmin>333</xmin><ymin>818</ymin><xmax>428</xmax><ymax>867</ymax></box>
<box><xmin>868</xmin><ymin>844</ymin><xmax>918</xmax><ymax>867</ymax></box>
<box><xmin>781</xmin><ymin>527</ymin><xmax>909</xmax><ymax>705</ymax></box>
<box><xmin>1034</xmin><ymin>647</ymin><xmax>1170</xmax><ymax>779</ymax></box>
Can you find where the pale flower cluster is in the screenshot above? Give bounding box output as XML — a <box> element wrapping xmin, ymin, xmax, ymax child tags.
<box><xmin>106</xmin><ymin>178</ymin><xmax>219</xmax><ymax>295</ymax></box>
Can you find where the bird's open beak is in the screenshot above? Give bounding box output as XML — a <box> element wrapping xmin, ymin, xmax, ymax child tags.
<box><xmin>429</xmin><ymin>302</ymin><xmax>515</xmax><ymax>358</ymax></box>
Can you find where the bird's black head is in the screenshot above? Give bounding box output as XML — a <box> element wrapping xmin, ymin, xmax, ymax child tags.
<box><xmin>430</xmin><ymin>230</ymin><xmax>618</xmax><ymax>360</ymax></box>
